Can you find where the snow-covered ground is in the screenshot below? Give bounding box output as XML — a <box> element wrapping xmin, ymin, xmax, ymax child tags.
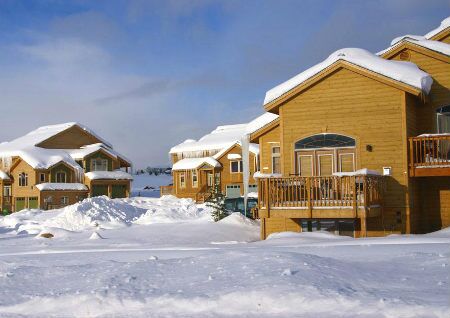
<box><xmin>0</xmin><ymin>196</ymin><xmax>448</xmax><ymax>317</ymax></box>
<box><xmin>130</xmin><ymin>174</ymin><xmax>172</xmax><ymax>198</ymax></box>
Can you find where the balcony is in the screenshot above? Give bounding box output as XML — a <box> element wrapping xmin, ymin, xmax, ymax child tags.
<box><xmin>257</xmin><ymin>175</ymin><xmax>384</xmax><ymax>219</ymax></box>
<box><xmin>409</xmin><ymin>134</ymin><xmax>450</xmax><ymax>177</ymax></box>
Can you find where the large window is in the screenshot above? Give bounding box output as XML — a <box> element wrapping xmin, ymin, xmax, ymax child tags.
<box><xmin>191</xmin><ymin>170</ymin><xmax>198</xmax><ymax>188</ymax></box>
<box><xmin>92</xmin><ymin>158</ymin><xmax>108</xmax><ymax>171</ymax></box>
<box><xmin>39</xmin><ymin>173</ymin><xmax>46</xmax><ymax>183</ymax></box>
<box><xmin>230</xmin><ymin>160</ymin><xmax>243</xmax><ymax>173</ymax></box>
<box><xmin>56</xmin><ymin>172</ymin><xmax>67</xmax><ymax>183</ymax></box>
<box><xmin>18</xmin><ymin>173</ymin><xmax>28</xmax><ymax>187</ymax></box>
<box><xmin>437</xmin><ymin>106</ymin><xmax>450</xmax><ymax>133</ymax></box>
<box><xmin>295</xmin><ymin>134</ymin><xmax>355</xmax><ymax>150</ymax></box>
<box><xmin>271</xmin><ymin>146</ymin><xmax>281</xmax><ymax>174</ymax></box>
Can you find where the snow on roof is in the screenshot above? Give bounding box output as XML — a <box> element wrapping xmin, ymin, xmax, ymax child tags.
<box><xmin>36</xmin><ymin>183</ymin><xmax>88</xmax><ymax>191</ymax></box>
<box><xmin>169</xmin><ymin>124</ymin><xmax>248</xmax><ymax>154</ymax></box>
<box><xmin>85</xmin><ymin>171</ymin><xmax>133</xmax><ymax>180</ymax></box>
<box><xmin>425</xmin><ymin>16</ymin><xmax>450</xmax><ymax>39</ymax></box>
<box><xmin>0</xmin><ymin>123</ymin><xmax>130</xmax><ymax>171</ymax></box>
<box><xmin>264</xmin><ymin>48</ymin><xmax>433</xmax><ymax>106</ymax></box>
<box><xmin>172</xmin><ymin>157</ymin><xmax>221</xmax><ymax>171</ymax></box>
<box><xmin>378</xmin><ymin>35</ymin><xmax>450</xmax><ymax>57</ymax></box>
<box><xmin>245</xmin><ymin>113</ymin><xmax>279</xmax><ymax>135</ymax></box>
<box><xmin>0</xmin><ymin>170</ymin><xmax>10</xmax><ymax>180</ymax></box>
<box><xmin>66</xmin><ymin>143</ymin><xmax>131</xmax><ymax>164</ymax></box>
<box><xmin>212</xmin><ymin>141</ymin><xmax>259</xmax><ymax>160</ymax></box>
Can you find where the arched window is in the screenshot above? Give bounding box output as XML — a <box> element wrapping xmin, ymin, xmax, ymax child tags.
<box><xmin>295</xmin><ymin>134</ymin><xmax>355</xmax><ymax>150</ymax></box>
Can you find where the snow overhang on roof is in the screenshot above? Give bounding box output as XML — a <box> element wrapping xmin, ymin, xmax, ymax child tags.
<box><xmin>245</xmin><ymin>113</ymin><xmax>279</xmax><ymax>135</ymax></box>
<box><xmin>425</xmin><ymin>16</ymin><xmax>450</xmax><ymax>40</ymax></box>
<box><xmin>36</xmin><ymin>183</ymin><xmax>88</xmax><ymax>191</ymax></box>
<box><xmin>264</xmin><ymin>48</ymin><xmax>433</xmax><ymax>108</ymax></box>
<box><xmin>85</xmin><ymin>171</ymin><xmax>133</xmax><ymax>181</ymax></box>
<box><xmin>0</xmin><ymin>170</ymin><xmax>10</xmax><ymax>180</ymax></box>
<box><xmin>378</xmin><ymin>35</ymin><xmax>450</xmax><ymax>57</ymax></box>
<box><xmin>172</xmin><ymin>157</ymin><xmax>221</xmax><ymax>171</ymax></box>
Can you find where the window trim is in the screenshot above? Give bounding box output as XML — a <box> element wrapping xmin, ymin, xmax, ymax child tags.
<box><xmin>39</xmin><ymin>173</ymin><xmax>46</xmax><ymax>183</ymax></box>
<box><xmin>91</xmin><ymin>158</ymin><xmax>109</xmax><ymax>172</ymax></box>
<box><xmin>179</xmin><ymin>172</ymin><xmax>186</xmax><ymax>189</ymax></box>
<box><xmin>56</xmin><ymin>171</ymin><xmax>67</xmax><ymax>183</ymax></box>
<box><xmin>61</xmin><ymin>196</ymin><xmax>69</xmax><ymax>205</ymax></box>
<box><xmin>295</xmin><ymin>134</ymin><xmax>356</xmax><ymax>150</ymax></box>
<box><xmin>191</xmin><ymin>170</ymin><xmax>198</xmax><ymax>188</ymax></box>
<box><xmin>18</xmin><ymin>173</ymin><xmax>28</xmax><ymax>187</ymax></box>
<box><xmin>230</xmin><ymin>160</ymin><xmax>243</xmax><ymax>174</ymax></box>
<box><xmin>338</xmin><ymin>153</ymin><xmax>355</xmax><ymax>173</ymax></box>
<box><xmin>271</xmin><ymin>146</ymin><xmax>281</xmax><ymax>174</ymax></box>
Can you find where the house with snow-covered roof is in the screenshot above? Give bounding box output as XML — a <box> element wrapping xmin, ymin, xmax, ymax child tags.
<box><xmin>165</xmin><ymin>113</ymin><xmax>278</xmax><ymax>202</ymax></box>
<box><xmin>249</xmin><ymin>16</ymin><xmax>450</xmax><ymax>239</ymax></box>
<box><xmin>0</xmin><ymin>123</ymin><xmax>132</xmax><ymax>212</ymax></box>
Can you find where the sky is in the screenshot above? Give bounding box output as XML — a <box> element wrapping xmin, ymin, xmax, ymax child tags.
<box><xmin>0</xmin><ymin>0</ymin><xmax>448</xmax><ymax>168</ymax></box>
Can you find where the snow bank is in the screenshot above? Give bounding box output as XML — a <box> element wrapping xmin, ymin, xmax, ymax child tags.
<box><xmin>218</xmin><ymin>212</ymin><xmax>259</xmax><ymax>227</ymax></box>
<box><xmin>36</xmin><ymin>183</ymin><xmax>88</xmax><ymax>191</ymax></box>
<box><xmin>85</xmin><ymin>170</ymin><xmax>133</xmax><ymax>180</ymax></box>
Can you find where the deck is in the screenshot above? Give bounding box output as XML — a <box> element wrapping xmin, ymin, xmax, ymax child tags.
<box><xmin>409</xmin><ymin>134</ymin><xmax>450</xmax><ymax>177</ymax></box>
<box><xmin>257</xmin><ymin>175</ymin><xmax>384</xmax><ymax>219</ymax></box>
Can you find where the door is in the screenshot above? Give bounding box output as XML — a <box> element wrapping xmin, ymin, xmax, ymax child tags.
<box><xmin>338</xmin><ymin>150</ymin><xmax>355</xmax><ymax>172</ymax></box>
<box><xmin>297</xmin><ymin>149</ymin><xmax>355</xmax><ymax>176</ymax></box>
<box><xmin>207</xmin><ymin>172</ymin><xmax>214</xmax><ymax>188</ymax></box>
<box><xmin>226</xmin><ymin>185</ymin><xmax>241</xmax><ymax>198</ymax></box>
<box><xmin>92</xmin><ymin>185</ymin><xmax>108</xmax><ymax>197</ymax></box>
<box><xmin>317</xmin><ymin>151</ymin><xmax>334</xmax><ymax>176</ymax></box>
<box><xmin>297</xmin><ymin>152</ymin><xmax>314</xmax><ymax>176</ymax></box>
<box><xmin>112</xmin><ymin>185</ymin><xmax>127</xmax><ymax>198</ymax></box>
<box><xmin>15</xmin><ymin>197</ymin><xmax>26</xmax><ymax>211</ymax></box>
<box><xmin>28</xmin><ymin>197</ymin><xmax>39</xmax><ymax>209</ymax></box>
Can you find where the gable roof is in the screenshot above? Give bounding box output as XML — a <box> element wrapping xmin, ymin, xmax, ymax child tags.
<box><xmin>263</xmin><ymin>48</ymin><xmax>433</xmax><ymax>110</ymax></box>
<box><xmin>378</xmin><ymin>35</ymin><xmax>450</xmax><ymax>59</ymax></box>
<box><xmin>212</xmin><ymin>142</ymin><xmax>259</xmax><ymax>161</ymax></box>
<box><xmin>425</xmin><ymin>16</ymin><xmax>450</xmax><ymax>40</ymax></box>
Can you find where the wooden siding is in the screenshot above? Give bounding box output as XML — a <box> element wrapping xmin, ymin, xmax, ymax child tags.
<box><xmin>50</xmin><ymin>163</ymin><xmax>76</xmax><ymax>183</ymax></box>
<box><xmin>258</xmin><ymin>125</ymin><xmax>280</xmax><ymax>174</ymax></box>
<box><xmin>84</xmin><ymin>150</ymin><xmax>116</xmax><ymax>172</ymax></box>
<box><xmin>37</xmin><ymin>125</ymin><xmax>103</xmax><ymax>149</ymax></box>
<box><xmin>39</xmin><ymin>190</ymin><xmax>88</xmax><ymax>210</ymax></box>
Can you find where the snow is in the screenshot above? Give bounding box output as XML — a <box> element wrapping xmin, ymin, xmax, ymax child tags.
<box><xmin>425</xmin><ymin>16</ymin><xmax>450</xmax><ymax>39</ymax></box>
<box><xmin>245</xmin><ymin>112</ymin><xmax>279</xmax><ymax>134</ymax></box>
<box><xmin>172</xmin><ymin>157</ymin><xmax>221</xmax><ymax>171</ymax></box>
<box><xmin>85</xmin><ymin>170</ymin><xmax>133</xmax><ymax>180</ymax></box>
<box><xmin>66</xmin><ymin>143</ymin><xmax>131</xmax><ymax>164</ymax></box>
<box><xmin>0</xmin><ymin>170</ymin><xmax>10</xmax><ymax>180</ymax></box>
<box><xmin>0</xmin><ymin>196</ymin><xmax>447</xmax><ymax>317</ymax></box>
<box><xmin>253</xmin><ymin>171</ymin><xmax>282</xmax><ymax>178</ymax></box>
<box><xmin>35</xmin><ymin>183</ymin><xmax>88</xmax><ymax>191</ymax></box>
<box><xmin>227</xmin><ymin>153</ymin><xmax>242</xmax><ymax>160</ymax></box>
<box><xmin>264</xmin><ymin>48</ymin><xmax>433</xmax><ymax>105</ymax></box>
<box><xmin>333</xmin><ymin>168</ymin><xmax>381</xmax><ymax>177</ymax></box>
<box><xmin>131</xmin><ymin>173</ymin><xmax>173</xmax><ymax>198</ymax></box>
<box><xmin>378</xmin><ymin>35</ymin><xmax>450</xmax><ymax>57</ymax></box>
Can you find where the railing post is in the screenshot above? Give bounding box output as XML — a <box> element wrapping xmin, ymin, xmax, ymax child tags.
<box><xmin>307</xmin><ymin>178</ymin><xmax>312</xmax><ymax>218</ymax></box>
<box><xmin>264</xmin><ymin>179</ymin><xmax>270</xmax><ymax>218</ymax></box>
<box><xmin>352</xmin><ymin>176</ymin><xmax>357</xmax><ymax>218</ymax></box>
<box><xmin>409</xmin><ymin>138</ymin><xmax>414</xmax><ymax>177</ymax></box>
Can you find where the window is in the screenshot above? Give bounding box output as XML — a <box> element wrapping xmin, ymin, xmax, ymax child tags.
<box><xmin>92</xmin><ymin>158</ymin><xmax>108</xmax><ymax>171</ymax></box>
<box><xmin>56</xmin><ymin>172</ymin><xmax>67</xmax><ymax>183</ymax></box>
<box><xmin>295</xmin><ymin>134</ymin><xmax>355</xmax><ymax>150</ymax></box>
<box><xmin>39</xmin><ymin>173</ymin><xmax>46</xmax><ymax>183</ymax></box>
<box><xmin>3</xmin><ymin>186</ymin><xmax>11</xmax><ymax>197</ymax></box>
<box><xmin>230</xmin><ymin>160</ymin><xmax>243</xmax><ymax>173</ymax></box>
<box><xmin>271</xmin><ymin>146</ymin><xmax>281</xmax><ymax>174</ymax></box>
<box><xmin>179</xmin><ymin>172</ymin><xmax>186</xmax><ymax>188</ymax></box>
<box><xmin>191</xmin><ymin>170</ymin><xmax>198</xmax><ymax>188</ymax></box>
<box><xmin>436</xmin><ymin>106</ymin><xmax>450</xmax><ymax>133</ymax></box>
<box><xmin>61</xmin><ymin>196</ymin><xmax>69</xmax><ymax>205</ymax></box>
<box><xmin>18</xmin><ymin>173</ymin><xmax>28</xmax><ymax>187</ymax></box>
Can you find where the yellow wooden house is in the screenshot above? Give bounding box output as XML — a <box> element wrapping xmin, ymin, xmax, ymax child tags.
<box><xmin>0</xmin><ymin>123</ymin><xmax>132</xmax><ymax>212</ymax></box>
<box><xmin>251</xmin><ymin>17</ymin><xmax>450</xmax><ymax>239</ymax></box>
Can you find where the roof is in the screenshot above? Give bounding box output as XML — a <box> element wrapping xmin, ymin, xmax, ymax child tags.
<box><xmin>36</xmin><ymin>183</ymin><xmax>88</xmax><ymax>191</ymax></box>
<box><xmin>85</xmin><ymin>171</ymin><xmax>133</xmax><ymax>180</ymax></box>
<box><xmin>425</xmin><ymin>16</ymin><xmax>450</xmax><ymax>40</ymax></box>
<box><xmin>245</xmin><ymin>113</ymin><xmax>279</xmax><ymax>135</ymax></box>
<box><xmin>0</xmin><ymin>122</ymin><xmax>130</xmax><ymax>171</ymax></box>
<box><xmin>212</xmin><ymin>142</ymin><xmax>259</xmax><ymax>160</ymax></box>
<box><xmin>169</xmin><ymin>124</ymin><xmax>248</xmax><ymax>154</ymax></box>
<box><xmin>378</xmin><ymin>35</ymin><xmax>450</xmax><ymax>57</ymax></box>
<box><xmin>264</xmin><ymin>48</ymin><xmax>433</xmax><ymax>106</ymax></box>
<box><xmin>172</xmin><ymin>157</ymin><xmax>221</xmax><ymax>171</ymax></box>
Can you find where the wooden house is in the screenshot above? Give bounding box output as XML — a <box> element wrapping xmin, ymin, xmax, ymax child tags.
<box><xmin>0</xmin><ymin>123</ymin><xmax>132</xmax><ymax>212</ymax></box>
<box><xmin>166</xmin><ymin>115</ymin><xmax>277</xmax><ymax>202</ymax></box>
<box><xmin>250</xmin><ymin>17</ymin><xmax>450</xmax><ymax>239</ymax></box>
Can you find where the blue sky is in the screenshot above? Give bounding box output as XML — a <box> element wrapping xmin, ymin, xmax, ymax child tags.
<box><xmin>0</xmin><ymin>0</ymin><xmax>448</xmax><ymax>167</ymax></box>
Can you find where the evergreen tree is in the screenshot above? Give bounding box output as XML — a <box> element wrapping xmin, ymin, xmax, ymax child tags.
<box><xmin>206</xmin><ymin>183</ymin><xmax>228</xmax><ymax>222</ymax></box>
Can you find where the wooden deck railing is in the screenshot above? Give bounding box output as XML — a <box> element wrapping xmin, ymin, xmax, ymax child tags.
<box><xmin>258</xmin><ymin>175</ymin><xmax>384</xmax><ymax>211</ymax></box>
<box><xmin>409</xmin><ymin>135</ymin><xmax>450</xmax><ymax>174</ymax></box>
<box><xmin>160</xmin><ymin>185</ymin><xmax>174</xmax><ymax>196</ymax></box>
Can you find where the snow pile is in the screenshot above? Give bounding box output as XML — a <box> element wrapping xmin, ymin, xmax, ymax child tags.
<box><xmin>264</xmin><ymin>48</ymin><xmax>433</xmax><ymax>105</ymax></box>
<box><xmin>36</xmin><ymin>183</ymin><xmax>88</xmax><ymax>191</ymax></box>
<box><xmin>130</xmin><ymin>196</ymin><xmax>212</xmax><ymax>224</ymax></box>
<box><xmin>218</xmin><ymin>212</ymin><xmax>259</xmax><ymax>227</ymax></box>
<box><xmin>85</xmin><ymin>170</ymin><xmax>133</xmax><ymax>180</ymax></box>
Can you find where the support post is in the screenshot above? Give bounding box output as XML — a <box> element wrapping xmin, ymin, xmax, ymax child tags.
<box><xmin>264</xmin><ymin>179</ymin><xmax>271</xmax><ymax>218</ymax></box>
<box><xmin>306</xmin><ymin>178</ymin><xmax>312</xmax><ymax>218</ymax></box>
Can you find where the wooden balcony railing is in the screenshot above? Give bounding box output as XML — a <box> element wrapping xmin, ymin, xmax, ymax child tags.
<box><xmin>409</xmin><ymin>135</ymin><xmax>450</xmax><ymax>176</ymax></box>
<box><xmin>258</xmin><ymin>175</ymin><xmax>384</xmax><ymax>214</ymax></box>
<box><xmin>160</xmin><ymin>185</ymin><xmax>174</xmax><ymax>196</ymax></box>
